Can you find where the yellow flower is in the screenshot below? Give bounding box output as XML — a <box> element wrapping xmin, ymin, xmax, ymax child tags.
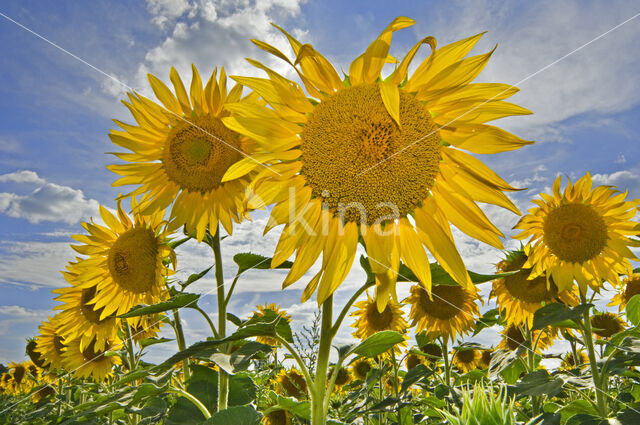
<box><xmin>31</xmin><ymin>385</ymin><xmax>57</xmax><ymax>404</ymax></box>
<box><xmin>274</xmin><ymin>368</ymin><xmax>308</xmax><ymax>400</ymax></box>
<box><xmin>350</xmin><ymin>358</ymin><xmax>373</xmax><ymax>380</ymax></box>
<box><xmin>560</xmin><ymin>350</ymin><xmax>589</xmax><ymax>371</ymax></box>
<box><xmin>497</xmin><ymin>324</ymin><xmax>556</xmax><ymax>353</ymax></box>
<box><xmin>609</xmin><ymin>273</ymin><xmax>640</xmax><ymax>311</ymax></box>
<box><xmin>65</xmin><ymin>198</ymin><xmax>175</xmax><ymax>319</ymax></box>
<box><xmin>223</xmin><ymin>17</ymin><xmax>532</xmax><ymax>309</ymax></box>
<box><xmin>514</xmin><ymin>173</ymin><xmax>640</xmax><ymax>293</ymax></box>
<box><xmin>406</xmin><ymin>284</ymin><xmax>480</xmax><ymax>342</ymax></box>
<box><xmin>478</xmin><ymin>349</ymin><xmax>493</xmax><ymax>369</ymax></box>
<box><xmin>328</xmin><ymin>366</ymin><xmax>352</xmax><ymax>393</ymax></box>
<box><xmin>128</xmin><ymin>314</ymin><xmax>165</xmax><ymax>345</ymax></box>
<box><xmin>5</xmin><ymin>362</ymin><xmax>36</xmax><ymax>394</ymax></box>
<box><xmin>405</xmin><ymin>353</ymin><xmax>425</xmax><ymax>370</ymax></box>
<box><xmin>34</xmin><ymin>314</ymin><xmax>68</xmax><ymax>371</ymax></box>
<box><xmin>251</xmin><ymin>303</ymin><xmax>292</xmax><ymax>346</ymax></box>
<box><xmin>26</xmin><ymin>338</ymin><xmax>47</xmax><ymax>370</ymax></box>
<box><xmin>452</xmin><ymin>349</ymin><xmax>481</xmax><ymax>373</ymax></box>
<box><xmin>419</xmin><ymin>342</ymin><xmax>443</xmax><ymax>364</ymax></box>
<box><xmin>108</xmin><ymin>66</ymin><xmax>256</xmax><ymax>241</ymax></box>
<box><xmin>351</xmin><ymin>294</ymin><xmax>409</xmax><ymax>354</ymax></box>
<box><xmin>262</xmin><ymin>409</ymin><xmax>292</xmax><ymax>425</ymax></box>
<box><xmin>61</xmin><ymin>337</ymin><xmax>122</xmax><ymax>381</ymax></box>
<box><xmin>590</xmin><ymin>312</ymin><xmax>626</xmax><ymax>339</ymax></box>
<box><xmin>491</xmin><ymin>249</ymin><xmax>578</xmax><ymax>327</ymax></box>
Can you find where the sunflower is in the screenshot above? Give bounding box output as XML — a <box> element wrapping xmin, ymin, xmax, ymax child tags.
<box><xmin>61</xmin><ymin>337</ymin><xmax>122</xmax><ymax>381</ymax></box>
<box><xmin>223</xmin><ymin>16</ymin><xmax>532</xmax><ymax>309</ymax></box>
<box><xmin>351</xmin><ymin>358</ymin><xmax>373</xmax><ymax>380</ymax></box>
<box><xmin>609</xmin><ymin>274</ymin><xmax>640</xmax><ymax>311</ymax></box>
<box><xmin>6</xmin><ymin>362</ymin><xmax>35</xmax><ymax>394</ymax></box>
<box><xmin>491</xmin><ymin>249</ymin><xmax>578</xmax><ymax>327</ymax></box>
<box><xmin>34</xmin><ymin>315</ymin><xmax>69</xmax><ymax>371</ymax></box>
<box><xmin>26</xmin><ymin>338</ymin><xmax>47</xmax><ymax>369</ymax></box>
<box><xmin>274</xmin><ymin>368</ymin><xmax>307</xmax><ymax>400</ymax></box>
<box><xmin>405</xmin><ymin>353</ymin><xmax>425</xmax><ymax>370</ymax></box>
<box><xmin>65</xmin><ymin>198</ymin><xmax>175</xmax><ymax>319</ymax></box>
<box><xmin>127</xmin><ymin>314</ymin><xmax>165</xmax><ymax>344</ymax></box>
<box><xmin>328</xmin><ymin>366</ymin><xmax>352</xmax><ymax>393</ymax></box>
<box><xmin>419</xmin><ymin>342</ymin><xmax>443</xmax><ymax>364</ymax></box>
<box><xmin>351</xmin><ymin>293</ymin><xmax>409</xmax><ymax>354</ymax></box>
<box><xmin>32</xmin><ymin>385</ymin><xmax>57</xmax><ymax>404</ymax></box>
<box><xmin>478</xmin><ymin>349</ymin><xmax>493</xmax><ymax>369</ymax></box>
<box><xmin>251</xmin><ymin>304</ymin><xmax>292</xmax><ymax>346</ymax></box>
<box><xmin>514</xmin><ymin>173</ymin><xmax>640</xmax><ymax>293</ymax></box>
<box><xmin>107</xmin><ymin>66</ymin><xmax>256</xmax><ymax>241</ymax></box>
<box><xmin>560</xmin><ymin>350</ymin><xmax>589</xmax><ymax>371</ymax></box>
<box><xmin>497</xmin><ymin>324</ymin><xmax>556</xmax><ymax>353</ymax></box>
<box><xmin>1</xmin><ymin>373</ymin><xmax>13</xmax><ymax>395</ymax></box>
<box><xmin>262</xmin><ymin>409</ymin><xmax>292</xmax><ymax>425</ymax></box>
<box><xmin>406</xmin><ymin>284</ymin><xmax>480</xmax><ymax>342</ymax></box>
<box><xmin>590</xmin><ymin>312</ymin><xmax>626</xmax><ymax>339</ymax></box>
<box><xmin>452</xmin><ymin>349</ymin><xmax>481</xmax><ymax>373</ymax></box>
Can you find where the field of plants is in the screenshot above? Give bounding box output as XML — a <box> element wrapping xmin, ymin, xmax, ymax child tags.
<box><xmin>1</xmin><ymin>15</ymin><xmax>640</xmax><ymax>425</ymax></box>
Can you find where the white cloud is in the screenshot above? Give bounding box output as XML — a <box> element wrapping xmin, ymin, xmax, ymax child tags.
<box><xmin>0</xmin><ymin>241</ymin><xmax>74</xmax><ymax>288</ymax></box>
<box><xmin>0</xmin><ymin>170</ymin><xmax>100</xmax><ymax>224</ymax></box>
<box><xmin>0</xmin><ymin>137</ymin><xmax>20</xmax><ymax>153</ymax></box>
<box><xmin>146</xmin><ymin>0</ymin><xmax>193</xmax><ymax>28</ymax></box>
<box><xmin>592</xmin><ymin>170</ymin><xmax>640</xmax><ymax>197</ymax></box>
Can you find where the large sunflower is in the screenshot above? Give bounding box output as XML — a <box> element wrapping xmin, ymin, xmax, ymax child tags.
<box><xmin>66</xmin><ymin>198</ymin><xmax>175</xmax><ymax>319</ymax></box>
<box><xmin>609</xmin><ymin>273</ymin><xmax>640</xmax><ymax>311</ymax></box>
<box><xmin>406</xmin><ymin>284</ymin><xmax>480</xmax><ymax>342</ymax></box>
<box><xmin>350</xmin><ymin>358</ymin><xmax>373</xmax><ymax>380</ymax></box>
<box><xmin>514</xmin><ymin>173</ymin><xmax>640</xmax><ymax>293</ymax></box>
<box><xmin>108</xmin><ymin>66</ymin><xmax>256</xmax><ymax>241</ymax></box>
<box><xmin>61</xmin><ymin>337</ymin><xmax>122</xmax><ymax>381</ymax></box>
<box><xmin>491</xmin><ymin>249</ymin><xmax>578</xmax><ymax>327</ymax></box>
<box><xmin>351</xmin><ymin>293</ymin><xmax>409</xmax><ymax>354</ymax></box>
<box><xmin>34</xmin><ymin>314</ymin><xmax>68</xmax><ymax>371</ymax></box>
<box><xmin>222</xmin><ymin>17</ymin><xmax>532</xmax><ymax>309</ymax></box>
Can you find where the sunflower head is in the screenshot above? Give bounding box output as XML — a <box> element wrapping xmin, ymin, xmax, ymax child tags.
<box><xmin>419</xmin><ymin>342</ymin><xmax>443</xmax><ymax>364</ymax></box>
<box><xmin>405</xmin><ymin>353</ymin><xmax>424</xmax><ymax>370</ymax></box>
<box><xmin>26</xmin><ymin>338</ymin><xmax>46</xmax><ymax>369</ymax></box>
<box><xmin>227</xmin><ymin>16</ymin><xmax>532</xmax><ymax>309</ymax></box>
<box><xmin>61</xmin><ymin>337</ymin><xmax>122</xmax><ymax>381</ymax></box>
<box><xmin>32</xmin><ymin>385</ymin><xmax>57</xmax><ymax>404</ymax></box>
<box><xmin>275</xmin><ymin>368</ymin><xmax>307</xmax><ymax>401</ymax></box>
<box><xmin>351</xmin><ymin>358</ymin><xmax>373</xmax><ymax>380</ymax></box>
<box><xmin>351</xmin><ymin>294</ymin><xmax>408</xmax><ymax>354</ymax></box>
<box><xmin>560</xmin><ymin>350</ymin><xmax>589</xmax><ymax>371</ymax></box>
<box><xmin>452</xmin><ymin>348</ymin><xmax>481</xmax><ymax>373</ymax></box>
<box><xmin>406</xmin><ymin>284</ymin><xmax>480</xmax><ymax>343</ymax></box>
<box><xmin>252</xmin><ymin>304</ymin><xmax>292</xmax><ymax>346</ymax></box>
<box><xmin>590</xmin><ymin>312</ymin><xmax>626</xmax><ymax>339</ymax></box>
<box><xmin>609</xmin><ymin>274</ymin><xmax>640</xmax><ymax>311</ymax></box>
<box><xmin>498</xmin><ymin>325</ymin><xmax>556</xmax><ymax>354</ymax></box>
<box><xmin>329</xmin><ymin>366</ymin><xmax>352</xmax><ymax>392</ymax></box>
<box><xmin>262</xmin><ymin>409</ymin><xmax>292</xmax><ymax>425</ymax></box>
<box><xmin>514</xmin><ymin>174</ymin><xmax>640</xmax><ymax>293</ymax></box>
<box><xmin>478</xmin><ymin>349</ymin><xmax>493</xmax><ymax>369</ymax></box>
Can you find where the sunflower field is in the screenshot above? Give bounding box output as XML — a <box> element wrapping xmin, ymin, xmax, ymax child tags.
<box><xmin>2</xmin><ymin>16</ymin><xmax>640</xmax><ymax>425</ymax></box>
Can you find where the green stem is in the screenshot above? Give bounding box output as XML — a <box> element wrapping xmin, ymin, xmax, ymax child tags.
<box><xmin>193</xmin><ymin>305</ymin><xmax>218</xmax><ymax>338</ymax></box>
<box><xmin>171</xmin><ymin>387</ymin><xmax>212</xmax><ymax>419</ymax></box>
<box><xmin>330</xmin><ymin>281</ymin><xmax>374</xmax><ymax>336</ymax></box>
<box><xmin>172</xmin><ymin>308</ymin><xmax>190</xmax><ymax>381</ymax></box>
<box><xmin>123</xmin><ymin>321</ymin><xmax>137</xmax><ymax>372</ymax></box>
<box><xmin>580</xmin><ymin>297</ymin><xmax>607</xmax><ymax>417</ymax></box>
<box><xmin>211</xmin><ymin>225</ymin><xmax>228</xmax><ymax>412</ymax></box>
<box><xmin>224</xmin><ymin>275</ymin><xmax>240</xmax><ymax>307</ymax></box>
<box><xmin>441</xmin><ymin>338</ymin><xmax>451</xmax><ymax>388</ymax></box>
<box><xmin>311</xmin><ymin>296</ymin><xmax>333</xmax><ymax>425</ymax></box>
<box><xmin>525</xmin><ymin>326</ymin><xmax>540</xmax><ymax>416</ymax></box>
<box><xmin>277</xmin><ymin>337</ymin><xmax>315</xmax><ymax>396</ymax></box>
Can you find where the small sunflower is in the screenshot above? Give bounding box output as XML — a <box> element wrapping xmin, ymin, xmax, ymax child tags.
<box><xmin>514</xmin><ymin>173</ymin><xmax>640</xmax><ymax>293</ymax></box>
<box><xmin>405</xmin><ymin>353</ymin><xmax>425</xmax><ymax>370</ymax></box>
<box><xmin>452</xmin><ymin>349</ymin><xmax>481</xmax><ymax>373</ymax></box>
<box><xmin>225</xmin><ymin>17</ymin><xmax>532</xmax><ymax>309</ymax></box>
<box><xmin>351</xmin><ymin>358</ymin><xmax>373</xmax><ymax>380</ymax></box>
<box><xmin>274</xmin><ymin>368</ymin><xmax>307</xmax><ymax>401</ymax></box>
<box><xmin>419</xmin><ymin>342</ymin><xmax>443</xmax><ymax>364</ymax></box>
<box><xmin>32</xmin><ymin>385</ymin><xmax>57</xmax><ymax>404</ymax></box>
<box><xmin>26</xmin><ymin>338</ymin><xmax>47</xmax><ymax>369</ymax></box>
<box><xmin>560</xmin><ymin>350</ymin><xmax>589</xmax><ymax>371</ymax></box>
<box><xmin>478</xmin><ymin>349</ymin><xmax>493</xmax><ymax>369</ymax></box>
<box><xmin>108</xmin><ymin>66</ymin><xmax>256</xmax><ymax>241</ymax></box>
<box><xmin>497</xmin><ymin>324</ymin><xmax>556</xmax><ymax>353</ymax></box>
<box><xmin>406</xmin><ymin>284</ymin><xmax>480</xmax><ymax>342</ymax></box>
<box><xmin>590</xmin><ymin>312</ymin><xmax>626</xmax><ymax>339</ymax></box>
<box><xmin>609</xmin><ymin>274</ymin><xmax>640</xmax><ymax>311</ymax></box>
<box><xmin>6</xmin><ymin>362</ymin><xmax>35</xmax><ymax>394</ymax></box>
<box><xmin>66</xmin><ymin>198</ymin><xmax>175</xmax><ymax>319</ymax></box>
<box><xmin>128</xmin><ymin>314</ymin><xmax>165</xmax><ymax>345</ymax></box>
<box><xmin>328</xmin><ymin>366</ymin><xmax>352</xmax><ymax>392</ymax></box>
<box><xmin>34</xmin><ymin>315</ymin><xmax>68</xmax><ymax>371</ymax></box>
<box><xmin>491</xmin><ymin>249</ymin><xmax>578</xmax><ymax>327</ymax></box>
<box><xmin>251</xmin><ymin>304</ymin><xmax>292</xmax><ymax>346</ymax></box>
<box><xmin>351</xmin><ymin>294</ymin><xmax>409</xmax><ymax>354</ymax></box>
<box><xmin>61</xmin><ymin>337</ymin><xmax>122</xmax><ymax>381</ymax></box>
<box><xmin>262</xmin><ymin>409</ymin><xmax>292</xmax><ymax>425</ymax></box>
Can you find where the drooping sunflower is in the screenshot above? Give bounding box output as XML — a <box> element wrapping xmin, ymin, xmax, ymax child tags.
<box><xmin>452</xmin><ymin>348</ymin><xmax>481</xmax><ymax>373</ymax></box>
<box><xmin>251</xmin><ymin>303</ymin><xmax>292</xmax><ymax>346</ymax></box>
<box><xmin>350</xmin><ymin>358</ymin><xmax>373</xmax><ymax>380</ymax></box>
<box><xmin>26</xmin><ymin>338</ymin><xmax>47</xmax><ymax>369</ymax></box>
<box><xmin>590</xmin><ymin>312</ymin><xmax>626</xmax><ymax>339</ymax></box>
<box><xmin>478</xmin><ymin>349</ymin><xmax>493</xmax><ymax>369</ymax></box>
<box><xmin>0</xmin><ymin>373</ymin><xmax>13</xmax><ymax>395</ymax></box>
<box><xmin>514</xmin><ymin>173</ymin><xmax>640</xmax><ymax>293</ymax></box>
<box><xmin>491</xmin><ymin>249</ymin><xmax>578</xmax><ymax>327</ymax></box>
<box><xmin>560</xmin><ymin>350</ymin><xmax>589</xmax><ymax>371</ymax></box>
<box><xmin>497</xmin><ymin>324</ymin><xmax>556</xmax><ymax>353</ymax></box>
<box><xmin>223</xmin><ymin>17</ymin><xmax>532</xmax><ymax>309</ymax></box>
<box><xmin>609</xmin><ymin>273</ymin><xmax>640</xmax><ymax>311</ymax></box>
<box><xmin>419</xmin><ymin>342</ymin><xmax>443</xmax><ymax>364</ymax></box>
<box><xmin>127</xmin><ymin>314</ymin><xmax>165</xmax><ymax>345</ymax></box>
<box><xmin>66</xmin><ymin>198</ymin><xmax>175</xmax><ymax>319</ymax></box>
<box><xmin>61</xmin><ymin>337</ymin><xmax>122</xmax><ymax>381</ymax></box>
<box><xmin>108</xmin><ymin>66</ymin><xmax>256</xmax><ymax>241</ymax></box>
<box><xmin>406</xmin><ymin>284</ymin><xmax>480</xmax><ymax>342</ymax></box>
<box><xmin>329</xmin><ymin>366</ymin><xmax>352</xmax><ymax>393</ymax></box>
<box><xmin>351</xmin><ymin>293</ymin><xmax>409</xmax><ymax>354</ymax></box>
<box><xmin>262</xmin><ymin>409</ymin><xmax>292</xmax><ymax>425</ymax></box>
<box><xmin>32</xmin><ymin>385</ymin><xmax>57</xmax><ymax>404</ymax></box>
<box><xmin>274</xmin><ymin>368</ymin><xmax>308</xmax><ymax>401</ymax></box>
<box><xmin>405</xmin><ymin>353</ymin><xmax>425</xmax><ymax>370</ymax></box>
<box><xmin>34</xmin><ymin>315</ymin><xmax>68</xmax><ymax>371</ymax></box>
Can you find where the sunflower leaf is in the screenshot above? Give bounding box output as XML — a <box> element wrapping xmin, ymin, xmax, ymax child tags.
<box><xmin>118</xmin><ymin>293</ymin><xmax>201</xmax><ymax>318</ymax></box>
<box><xmin>233</xmin><ymin>252</ymin><xmax>293</xmax><ymax>274</ymax></box>
<box><xmin>397</xmin><ymin>262</ymin><xmax>516</xmax><ymax>286</ymax></box>
<box><xmin>625</xmin><ymin>294</ymin><xmax>640</xmax><ymax>326</ymax></box>
<box><xmin>350</xmin><ymin>331</ymin><xmax>404</xmax><ymax>358</ymax></box>
<box><xmin>531</xmin><ymin>303</ymin><xmax>592</xmax><ymax>331</ymax></box>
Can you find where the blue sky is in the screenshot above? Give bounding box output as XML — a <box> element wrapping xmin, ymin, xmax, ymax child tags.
<box><xmin>1</xmin><ymin>0</ymin><xmax>639</xmax><ymax>365</ymax></box>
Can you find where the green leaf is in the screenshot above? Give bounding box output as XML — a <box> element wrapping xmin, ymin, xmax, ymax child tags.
<box><xmin>227</xmin><ymin>313</ymin><xmax>244</xmax><ymax>327</ymax></box>
<box><xmin>229</xmin><ymin>341</ymin><xmax>272</xmax><ymax>372</ymax></box>
<box><xmin>275</xmin><ymin>396</ymin><xmax>311</xmax><ymax>420</ymax></box>
<box><xmin>473</xmin><ymin>308</ymin><xmax>503</xmax><ymax>335</ymax></box>
<box><xmin>531</xmin><ymin>303</ymin><xmax>592</xmax><ymax>331</ymax></box>
<box><xmin>557</xmin><ymin>400</ymin><xmax>598</xmax><ymax>424</ymax></box>
<box><xmin>204</xmin><ymin>406</ymin><xmax>261</xmax><ymax>425</ymax></box>
<box><xmin>489</xmin><ymin>349</ymin><xmax>526</xmax><ymax>384</ymax></box>
<box><xmin>233</xmin><ymin>252</ymin><xmax>293</xmax><ymax>274</ymax></box>
<box><xmin>397</xmin><ymin>262</ymin><xmax>516</xmax><ymax>286</ymax></box>
<box><xmin>181</xmin><ymin>265</ymin><xmax>213</xmax><ymax>289</ymax></box>
<box><xmin>514</xmin><ymin>370</ymin><xmax>565</xmax><ymax>397</ymax></box>
<box><xmin>400</xmin><ymin>364</ymin><xmax>431</xmax><ymax>393</ymax></box>
<box><xmin>351</xmin><ymin>331</ymin><xmax>404</xmax><ymax>358</ymax></box>
<box><xmin>119</xmin><ymin>293</ymin><xmax>200</xmax><ymax>318</ymax></box>
<box><xmin>139</xmin><ymin>337</ymin><xmax>173</xmax><ymax>348</ymax></box>
<box><xmin>626</xmin><ymin>294</ymin><xmax>640</xmax><ymax>326</ymax></box>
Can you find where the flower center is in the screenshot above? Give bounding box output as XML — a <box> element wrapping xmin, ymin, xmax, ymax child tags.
<box><xmin>301</xmin><ymin>84</ymin><xmax>442</xmax><ymax>224</ymax></box>
<box><xmin>26</xmin><ymin>340</ymin><xmax>46</xmax><ymax>368</ymax></box>
<box><xmin>420</xmin><ymin>343</ymin><xmax>443</xmax><ymax>359</ymax></box>
<box><xmin>501</xmin><ymin>253</ymin><xmax>559</xmax><ymax>303</ymax></box>
<box><xmin>108</xmin><ymin>227</ymin><xmax>158</xmax><ymax>294</ymax></box>
<box><xmin>365</xmin><ymin>302</ymin><xmax>394</xmax><ymax>331</ymax></box>
<box><xmin>543</xmin><ymin>203</ymin><xmax>608</xmax><ymax>263</ymax></box>
<box><xmin>418</xmin><ymin>285</ymin><xmax>465</xmax><ymax>320</ymax></box>
<box><xmin>624</xmin><ymin>276</ymin><xmax>640</xmax><ymax>304</ymax></box>
<box><xmin>53</xmin><ymin>335</ymin><xmax>66</xmax><ymax>355</ymax></box>
<box><xmin>505</xmin><ymin>325</ymin><xmax>525</xmax><ymax>350</ymax></box>
<box><xmin>80</xmin><ymin>287</ymin><xmax>107</xmax><ymax>323</ymax></box>
<box><xmin>162</xmin><ymin>115</ymin><xmax>242</xmax><ymax>193</ymax></box>
<box><xmin>456</xmin><ymin>350</ymin><xmax>476</xmax><ymax>364</ymax></box>
<box><xmin>265</xmin><ymin>410</ymin><xmax>288</xmax><ymax>425</ymax></box>
<box><xmin>13</xmin><ymin>366</ymin><xmax>25</xmax><ymax>384</ymax></box>
<box><xmin>591</xmin><ymin>313</ymin><xmax>624</xmax><ymax>338</ymax></box>
<box><xmin>82</xmin><ymin>340</ymin><xmax>105</xmax><ymax>361</ymax></box>
<box><xmin>354</xmin><ymin>360</ymin><xmax>372</xmax><ymax>379</ymax></box>
<box><xmin>280</xmin><ymin>371</ymin><xmax>307</xmax><ymax>400</ymax></box>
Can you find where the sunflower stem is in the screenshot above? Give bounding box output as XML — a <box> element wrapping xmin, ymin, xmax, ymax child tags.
<box><xmin>525</xmin><ymin>326</ymin><xmax>541</xmax><ymax>417</ymax></box>
<box><xmin>210</xmin><ymin>225</ymin><xmax>229</xmax><ymax>412</ymax></box>
<box><xmin>441</xmin><ymin>338</ymin><xmax>451</xmax><ymax>388</ymax></box>
<box><xmin>172</xmin><ymin>308</ymin><xmax>190</xmax><ymax>381</ymax></box>
<box><xmin>193</xmin><ymin>305</ymin><xmax>218</xmax><ymax>338</ymax></box>
<box><xmin>311</xmin><ymin>296</ymin><xmax>333</xmax><ymax>425</ymax></box>
<box><xmin>331</xmin><ymin>281</ymin><xmax>374</xmax><ymax>337</ymax></box>
<box><xmin>579</xmin><ymin>295</ymin><xmax>608</xmax><ymax>417</ymax></box>
<box><xmin>171</xmin><ymin>387</ymin><xmax>212</xmax><ymax>419</ymax></box>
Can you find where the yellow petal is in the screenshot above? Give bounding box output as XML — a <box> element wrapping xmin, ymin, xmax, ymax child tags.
<box><xmin>169</xmin><ymin>67</ymin><xmax>192</xmax><ymax>115</ymax></box>
<box><xmin>379</xmin><ymin>82</ymin><xmax>401</xmax><ymax>128</ymax></box>
<box><xmin>397</xmin><ymin>218</ymin><xmax>432</xmax><ymax>291</ymax></box>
